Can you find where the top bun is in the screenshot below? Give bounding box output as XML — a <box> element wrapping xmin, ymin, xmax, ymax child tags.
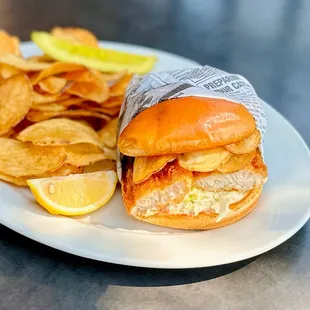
<box><xmin>118</xmin><ymin>96</ymin><xmax>256</xmax><ymax>156</ymax></box>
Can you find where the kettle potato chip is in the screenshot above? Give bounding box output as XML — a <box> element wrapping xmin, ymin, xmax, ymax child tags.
<box><xmin>225</xmin><ymin>130</ymin><xmax>261</xmax><ymax>154</ymax></box>
<box><xmin>66</xmin><ymin>69</ymin><xmax>109</xmax><ymax>103</ymax></box>
<box><xmin>17</xmin><ymin>118</ymin><xmax>102</xmax><ymax>148</ymax></box>
<box><xmin>61</xmin><ymin>69</ymin><xmax>94</xmax><ymax>82</ymax></box>
<box><xmin>178</xmin><ymin>148</ymin><xmax>231</xmax><ymax>172</ymax></box>
<box><xmin>31</xmin><ymin>103</ymin><xmax>67</xmax><ymax>112</ymax></box>
<box><xmin>0</xmin><ymin>63</ymin><xmax>20</xmax><ymax>79</ymax></box>
<box><xmin>0</xmin><ymin>127</ymin><xmax>15</xmax><ymax>138</ymax></box>
<box><xmin>0</xmin><ymin>54</ymin><xmax>50</xmax><ymax>71</ymax></box>
<box><xmin>0</xmin><ymin>30</ymin><xmax>21</xmax><ymax>56</ymax></box>
<box><xmin>83</xmin><ymin>160</ymin><xmax>116</xmax><ymax>173</ymax></box>
<box><xmin>101</xmin><ymin>96</ymin><xmax>123</xmax><ymax>108</ymax></box>
<box><xmin>217</xmin><ymin>151</ymin><xmax>256</xmax><ymax>174</ymax></box>
<box><xmin>26</xmin><ymin>109</ymin><xmax>111</xmax><ymax>122</ymax></box>
<box><xmin>64</xmin><ymin>143</ymin><xmax>107</xmax><ymax>166</ymax></box>
<box><xmin>101</xmin><ymin>70</ymin><xmax>126</xmax><ymax>84</ymax></box>
<box><xmin>0</xmin><ymin>172</ymin><xmax>28</xmax><ymax>186</ymax></box>
<box><xmin>97</xmin><ymin>118</ymin><xmax>118</xmax><ymax>148</ymax></box>
<box><xmin>0</xmin><ymin>165</ymin><xmax>82</xmax><ymax>187</ymax></box>
<box><xmin>39</xmin><ymin>164</ymin><xmax>83</xmax><ymax>177</ymax></box>
<box><xmin>109</xmin><ymin>73</ymin><xmax>133</xmax><ymax>97</ymax></box>
<box><xmin>27</xmin><ymin>55</ymin><xmax>55</xmax><ymax>63</ymax></box>
<box><xmin>133</xmin><ymin>155</ymin><xmax>177</xmax><ymax>184</ymax></box>
<box><xmin>80</xmin><ymin>104</ymin><xmax>120</xmax><ymax>116</ymax></box>
<box><xmin>51</xmin><ymin>27</ymin><xmax>99</xmax><ymax>47</ymax></box>
<box><xmin>0</xmin><ymin>138</ymin><xmax>66</xmax><ymax>177</ymax></box>
<box><xmin>102</xmin><ymin>147</ymin><xmax>117</xmax><ymax>161</ymax></box>
<box><xmin>38</xmin><ymin>76</ymin><xmax>67</xmax><ymax>94</ymax></box>
<box><xmin>54</xmin><ymin>96</ymin><xmax>85</xmax><ymax>107</ymax></box>
<box><xmin>31</xmin><ymin>62</ymin><xmax>85</xmax><ymax>84</ymax></box>
<box><xmin>32</xmin><ymin>91</ymin><xmax>70</xmax><ymax>105</ymax></box>
<box><xmin>0</xmin><ymin>74</ymin><xmax>32</xmax><ymax>136</ymax></box>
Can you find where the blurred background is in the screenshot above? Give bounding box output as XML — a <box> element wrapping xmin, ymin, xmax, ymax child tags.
<box><xmin>0</xmin><ymin>0</ymin><xmax>309</xmax><ymax>143</ymax></box>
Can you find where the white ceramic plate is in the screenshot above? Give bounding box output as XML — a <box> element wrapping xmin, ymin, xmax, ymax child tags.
<box><xmin>0</xmin><ymin>41</ymin><xmax>309</xmax><ymax>269</ymax></box>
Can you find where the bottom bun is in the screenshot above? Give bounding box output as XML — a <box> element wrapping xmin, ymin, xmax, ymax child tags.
<box><xmin>133</xmin><ymin>185</ymin><xmax>263</xmax><ymax>230</ymax></box>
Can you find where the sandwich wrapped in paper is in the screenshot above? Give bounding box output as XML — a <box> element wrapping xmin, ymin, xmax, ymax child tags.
<box><xmin>117</xmin><ymin>65</ymin><xmax>268</xmax><ymax>230</ymax></box>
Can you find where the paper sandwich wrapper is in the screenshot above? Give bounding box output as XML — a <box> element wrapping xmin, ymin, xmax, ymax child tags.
<box><xmin>116</xmin><ymin>65</ymin><xmax>267</xmax><ymax>182</ymax></box>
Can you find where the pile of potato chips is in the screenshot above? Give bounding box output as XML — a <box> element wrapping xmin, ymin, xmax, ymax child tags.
<box><xmin>0</xmin><ymin>27</ymin><xmax>129</xmax><ymax>186</ymax></box>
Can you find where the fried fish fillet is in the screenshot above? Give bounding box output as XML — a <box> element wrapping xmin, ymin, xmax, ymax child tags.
<box><xmin>122</xmin><ymin>160</ymin><xmax>193</xmax><ymax>214</ymax></box>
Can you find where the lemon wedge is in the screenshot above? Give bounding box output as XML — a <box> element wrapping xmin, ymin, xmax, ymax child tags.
<box><xmin>27</xmin><ymin>171</ymin><xmax>117</xmax><ymax>216</ymax></box>
<box><xmin>31</xmin><ymin>31</ymin><xmax>157</xmax><ymax>74</ymax></box>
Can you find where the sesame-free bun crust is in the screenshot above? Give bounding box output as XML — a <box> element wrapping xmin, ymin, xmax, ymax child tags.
<box><xmin>136</xmin><ymin>185</ymin><xmax>263</xmax><ymax>230</ymax></box>
<box><xmin>118</xmin><ymin>96</ymin><xmax>256</xmax><ymax>156</ymax></box>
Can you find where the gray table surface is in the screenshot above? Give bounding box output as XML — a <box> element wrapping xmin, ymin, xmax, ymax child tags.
<box><xmin>0</xmin><ymin>1</ymin><xmax>310</xmax><ymax>309</ymax></box>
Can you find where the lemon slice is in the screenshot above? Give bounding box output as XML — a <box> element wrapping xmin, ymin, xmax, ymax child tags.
<box><xmin>31</xmin><ymin>31</ymin><xmax>157</xmax><ymax>74</ymax></box>
<box><xmin>27</xmin><ymin>171</ymin><xmax>117</xmax><ymax>216</ymax></box>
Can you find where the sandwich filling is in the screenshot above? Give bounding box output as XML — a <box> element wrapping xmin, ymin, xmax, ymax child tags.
<box><xmin>133</xmin><ymin>187</ymin><xmax>248</xmax><ymax>222</ymax></box>
<box><xmin>122</xmin><ymin>149</ymin><xmax>267</xmax><ymax>222</ymax></box>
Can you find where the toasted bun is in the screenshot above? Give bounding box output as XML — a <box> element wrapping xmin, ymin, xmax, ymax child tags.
<box><xmin>134</xmin><ymin>186</ymin><xmax>263</xmax><ymax>230</ymax></box>
<box><xmin>118</xmin><ymin>96</ymin><xmax>256</xmax><ymax>156</ymax></box>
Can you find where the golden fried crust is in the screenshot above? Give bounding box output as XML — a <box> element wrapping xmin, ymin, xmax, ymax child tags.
<box><xmin>250</xmin><ymin>149</ymin><xmax>268</xmax><ymax>178</ymax></box>
<box><xmin>122</xmin><ymin>160</ymin><xmax>193</xmax><ymax>213</ymax></box>
<box><xmin>122</xmin><ymin>168</ymin><xmax>135</xmax><ymax>214</ymax></box>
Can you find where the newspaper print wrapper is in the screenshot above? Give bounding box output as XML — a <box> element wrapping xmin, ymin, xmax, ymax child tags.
<box><xmin>117</xmin><ymin>65</ymin><xmax>267</xmax><ymax>182</ymax></box>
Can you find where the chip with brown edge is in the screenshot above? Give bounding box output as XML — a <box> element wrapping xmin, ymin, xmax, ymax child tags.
<box><xmin>32</xmin><ymin>92</ymin><xmax>70</xmax><ymax>105</ymax></box>
<box><xmin>54</xmin><ymin>96</ymin><xmax>85</xmax><ymax>107</ymax></box>
<box><xmin>101</xmin><ymin>71</ymin><xmax>126</xmax><ymax>84</ymax></box>
<box><xmin>97</xmin><ymin>118</ymin><xmax>118</xmax><ymax>148</ymax></box>
<box><xmin>31</xmin><ymin>103</ymin><xmax>67</xmax><ymax>112</ymax></box>
<box><xmin>102</xmin><ymin>147</ymin><xmax>117</xmax><ymax>161</ymax></box>
<box><xmin>79</xmin><ymin>104</ymin><xmax>120</xmax><ymax>116</ymax></box>
<box><xmin>31</xmin><ymin>62</ymin><xmax>85</xmax><ymax>85</ymax></box>
<box><xmin>109</xmin><ymin>73</ymin><xmax>133</xmax><ymax>97</ymax></box>
<box><xmin>64</xmin><ymin>143</ymin><xmax>108</xmax><ymax>166</ymax></box>
<box><xmin>83</xmin><ymin>160</ymin><xmax>115</xmax><ymax>173</ymax></box>
<box><xmin>61</xmin><ymin>69</ymin><xmax>94</xmax><ymax>82</ymax></box>
<box><xmin>51</xmin><ymin>27</ymin><xmax>99</xmax><ymax>47</ymax></box>
<box><xmin>133</xmin><ymin>154</ymin><xmax>177</xmax><ymax>183</ymax></box>
<box><xmin>0</xmin><ymin>30</ymin><xmax>21</xmax><ymax>56</ymax></box>
<box><xmin>0</xmin><ymin>74</ymin><xmax>32</xmax><ymax>136</ymax></box>
<box><xmin>0</xmin><ymin>63</ymin><xmax>20</xmax><ymax>79</ymax></box>
<box><xmin>225</xmin><ymin>129</ymin><xmax>261</xmax><ymax>154</ymax></box>
<box><xmin>66</xmin><ymin>69</ymin><xmax>109</xmax><ymax>103</ymax></box>
<box><xmin>0</xmin><ymin>172</ymin><xmax>28</xmax><ymax>186</ymax></box>
<box><xmin>178</xmin><ymin>148</ymin><xmax>231</xmax><ymax>172</ymax></box>
<box><xmin>0</xmin><ymin>165</ymin><xmax>82</xmax><ymax>187</ymax></box>
<box><xmin>27</xmin><ymin>55</ymin><xmax>54</xmax><ymax>63</ymax></box>
<box><xmin>38</xmin><ymin>76</ymin><xmax>67</xmax><ymax>94</ymax></box>
<box><xmin>217</xmin><ymin>151</ymin><xmax>256</xmax><ymax>174</ymax></box>
<box><xmin>39</xmin><ymin>164</ymin><xmax>83</xmax><ymax>178</ymax></box>
<box><xmin>0</xmin><ymin>138</ymin><xmax>66</xmax><ymax>177</ymax></box>
<box><xmin>17</xmin><ymin>118</ymin><xmax>102</xmax><ymax>148</ymax></box>
<box><xmin>101</xmin><ymin>96</ymin><xmax>123</xmax><ymax>108</ymax></box>
<box><xmin>26</xmin><ymin>109</ymin><xmax>111</xmax><ymax>122</ymax></box>
<box><xmin>0</xmin><ymin>54</ymin><xmax>50</xmax><ymax>71</ymax></box>
<box><xmin>0</xmin><ymin>127</ymin><xmax>15</xmax><ymax>138</ymax></box>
